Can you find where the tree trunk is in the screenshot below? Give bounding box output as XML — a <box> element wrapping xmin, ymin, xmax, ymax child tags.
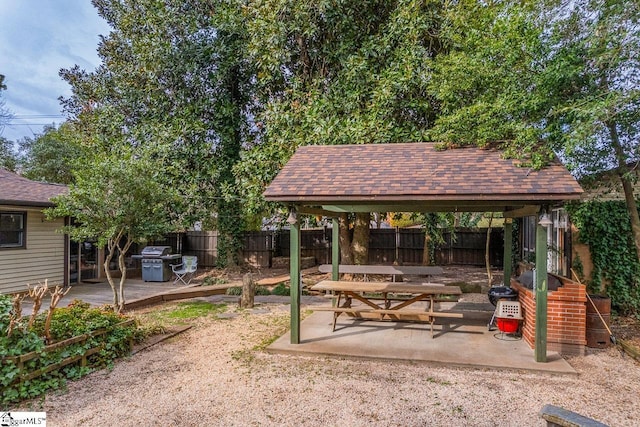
<box><xmin>103</xmin><ymin>248</ymin><xmax>119</xmax><ymax>310</ymax></box>
<box><xmin>422</xmin><ymin>233</ymin><xmax>432</xmax><ymax>266</ymax></box>
<box><xmin>608</xmin><ymin>121</ymin><xmax>640</xmax><ymax>263</ymax></box>
<box><xmin>116</xmin><ymin>237</ymin><xmax>134</xmax><ymax>313</ymax></box>
<box><xmin>240</xmin><ymin>273</ymin><xmax>255</xmax><ymax>308</ymax></box>
<box><xmin>338</xmin><ymin>213</ymin><xmax>354</xmax><ymax>265</ymax></box>
<box><xmin>351</xmin><ymin>212</ymin><xmax>370</xmax><ymax>265</ymax></box>
<box><xmin>619</xmin><ymin>174</ymin><xmax>640</xmax><ymax>262</ymax></box>
<box><xmin>117</xmin><ymin>250</ymin><xmax>127</xmax><ymax>313</ymax></box>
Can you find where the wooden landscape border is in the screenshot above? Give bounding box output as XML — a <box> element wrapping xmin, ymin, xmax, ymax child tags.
<box><xmin>1</xmin><ymin>319</ymin><xmax>135</xmax><ymax>385</ymax></box>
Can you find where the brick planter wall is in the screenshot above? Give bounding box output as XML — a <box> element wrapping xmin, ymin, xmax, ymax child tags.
<box><xmin>511</xmin><ymin>276</ymin><xmax>587</xmax><ymax>355</ymax></box>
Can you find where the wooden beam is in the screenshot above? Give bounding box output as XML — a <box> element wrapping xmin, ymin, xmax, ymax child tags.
<box><xmin>503</xmin><ymin>205</ymin><xmax>540</xmax><ymax>218</ymax></box>
<box><xmin>290</xmin><ymin>218</ymin><xmax>301</xmax><ymax>344</ymax></box>
<box><xmin>503</xmin><ymin>219</ymin><xmax>513</xmax><ymax>287</ymax></box>
<box><xmin>321</xmin><ymin>203</ymin><xmax>518</xmax><ymax>213</ymax></box>
<box><xmin>331</xmin><ymin>217</ymin><xmax>339</xmax><ymax>281</ymax></box>
<box><xmin>296</xmin><ymin>206</ymin><xmax>336</xmax><ymax>217</ymax></box>
<box><xmin>535</xmin><ymin>221</ymin><xmax>548</xmax><ymax>362</ymax></box>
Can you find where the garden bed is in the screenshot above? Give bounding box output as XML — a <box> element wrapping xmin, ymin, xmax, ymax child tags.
<box><xmin>2</xmin><ymin>319</ymin><xmax>135</xmax><ymax>385</ymax></box>
<box><xmin>1</xmin><ymin>296</ymin><xmax>138</xmax><ymax>407</ymax></box>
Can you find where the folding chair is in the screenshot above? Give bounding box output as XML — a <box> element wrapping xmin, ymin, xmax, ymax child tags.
<box><xmin>171</xmin><ymin>256</ymin><xmax>198</xmax><ymax>285</ymax></box>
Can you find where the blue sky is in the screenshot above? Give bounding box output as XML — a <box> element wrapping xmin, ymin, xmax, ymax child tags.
<box><xmin>0</xmin><ymin>0</ymin><xmax>110</xmax><ymax>142</ymax></box>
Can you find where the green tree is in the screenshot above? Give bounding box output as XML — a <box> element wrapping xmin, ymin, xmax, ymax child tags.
<box><xmin>0</xmin><ymin>136</ymin><xmax>17</xmax><ymax>172</ymax></box>
<box><xmin>19</xmin><ymin>123</ymin><xmax>86</xmax><ymax>184</ymax></box>
<box><xmin>427</xmin><ymin>1</ymin><xmax>553</xmax><ymax>164</ymax></box>
<box><xmin>545</xmin><ymin>0</ymin><xmax>640</xmax><ymax>262</ymax></box>
<box><xmin>60</xmin><ymin>0</ymin><xmax>253</xmax><ymax>266</ymax></box>
<box><xmin>47</xmin><ymin>146</ymin><xmax>177</xmax><ymax>313</ymax></box>
<box><xmin>427</xmin><ymin>0</ymin><xmax>640</xmax><ymax>264</ymax></box>
<box><xmin>238</xmin><ymin>1</ymin><xmax>447</xmax><ymax>263</ymax></box>
<box><xmin>0</xmin><ymin>74</ymin><xmax>11</xmax><ymax>134</ymax></box>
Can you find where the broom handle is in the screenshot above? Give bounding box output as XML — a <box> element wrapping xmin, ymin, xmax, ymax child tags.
<box><xmin>571</xmin><ymin>269</ymin><xmax>614</xmax><ymax>336</ymax></box>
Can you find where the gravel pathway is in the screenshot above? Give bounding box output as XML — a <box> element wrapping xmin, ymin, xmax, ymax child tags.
<box><xmin>19</xmin><ymin>302</ymin><xmax>640</xmax><ymax>427</ymax></box>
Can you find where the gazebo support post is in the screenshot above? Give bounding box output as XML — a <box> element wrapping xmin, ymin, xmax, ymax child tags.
<box><xmin>332</xmin><ymin>217</ymin><xmax>339</xmax><ymax>281</ymax></box>
<box><xmin>503</xmin><ymin>218</ymin><xmax>513</xmax><ymax>287</ymax></box>
<box><xmin>535</xmin><ymin>221</ymin><xmax>548</xmax><ymax>362</ymax></box>
<box><xmin>290</xmin><ymin>211</ymin><xmax>301</xmax><ymax>344</ymax></box>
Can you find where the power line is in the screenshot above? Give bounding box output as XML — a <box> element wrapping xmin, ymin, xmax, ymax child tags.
<box><xmin>12</xmin><ymin>114</ymin><xmax>65</xmax><ymax>119</ymax></box>
<box><xmin>8</xmin><ymin>123</ymin><xmax>62</xmax><ymax>126</ymax></box>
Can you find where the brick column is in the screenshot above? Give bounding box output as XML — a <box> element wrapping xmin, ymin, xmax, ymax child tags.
<box><xmin>512</xmin><ymin>277</ymin><xmax>587</xmax><ymax>355</ymax></box>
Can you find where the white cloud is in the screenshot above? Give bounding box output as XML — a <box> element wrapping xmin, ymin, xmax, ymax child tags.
<box><xmin>0</xmin><ymin>0</ymin><xmax>110</xmax><ymax>141</ymax></box>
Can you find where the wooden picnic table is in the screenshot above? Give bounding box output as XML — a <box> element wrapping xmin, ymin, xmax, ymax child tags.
<box><xmin>310</xmin><ymin>280</ymin><xmax>463</xmax><ymax>337</ymax></box>
<box><xmin>317</xmin><ymin>264</ymin><xmax>444</xmax><ymax>282</ymax></box>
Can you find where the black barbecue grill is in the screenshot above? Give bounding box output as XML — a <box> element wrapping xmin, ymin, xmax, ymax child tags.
<box><xmin>487</xmin><ymin>286</ymin><xmax>518</xmax><ymax>306</ymax></box>
<box><xmin>132</xmin><ymin>246</ymin><xmax>181</xmax><ymax>282</ymax></box>
<box><xmin>487</xmin><ymin>285</ymin><xmax>519</xmax><ymax>331</ymax></box>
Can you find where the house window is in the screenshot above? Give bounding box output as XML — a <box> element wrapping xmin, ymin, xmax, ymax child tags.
<box><xmin>0</xmin><ymin>212</ymin><xmax>26</xmax><ymax>248</ymax></box>
<box><xmin>521</xmin><ymin>216</ymin><xmax>537</xmax><ymax>263</ymax></box>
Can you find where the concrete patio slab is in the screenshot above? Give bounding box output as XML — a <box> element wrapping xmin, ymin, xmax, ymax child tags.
<box><xmin>268</xmin><ymin>309</ymin><xmax>577</xmax><ymax>376</ymax></box>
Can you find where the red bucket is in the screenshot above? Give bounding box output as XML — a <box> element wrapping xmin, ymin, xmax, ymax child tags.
<box><xmin>497</xmin><ymin>318</ymin><xmax>520</xmax><ymax>333</ymax></box>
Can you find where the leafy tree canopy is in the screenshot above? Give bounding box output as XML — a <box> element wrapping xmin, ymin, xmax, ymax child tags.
<box><xmin>236</xmin><ymin>0</ymin><xmax>446</xmax><ymax>216</ymax></box>
<box><xmin>18</xmin><ymin>123</ymin><xmax>87</xmax><ymax>184</ymax></box>
<box><xmin>0</xmin><ymin>74</ymin><xmax>11</xmax><ymax>133</ymax></box>
<box><xmin>425</xmin><ymin>0</ymin><xmax>640</xmax><ymax>262</ymax></box>
<box><xmin>60</xmin><ymin>0</ymin><xmax>254</xmax><ymax>266</ymax></box>
<box><xmin>47</xmin><ymin>144</ymin><xmax>179</xmax><ymax>311</ymax></box>
<box><xmin>0</xmin><ymin>136</ymin><xmax>17</xmax><ymax>172</ymax></box>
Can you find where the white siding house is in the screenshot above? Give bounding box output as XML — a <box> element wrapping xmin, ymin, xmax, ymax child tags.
<box><xmin>0</xmin><ymin>169</ymin><xmax>68</xmax><ymax>294</ymax></box>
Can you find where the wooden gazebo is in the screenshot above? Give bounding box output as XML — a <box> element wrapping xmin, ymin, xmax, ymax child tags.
<box><xmin>263</xmin><ymin>143</ymin><xmax>583</xmax><ymax>362</ymax></box>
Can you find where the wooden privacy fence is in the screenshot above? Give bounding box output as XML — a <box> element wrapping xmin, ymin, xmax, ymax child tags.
<box><xmin>182</xmin><ymin>231</ymin><xmax>218</xmax><ymax>267</ymax></box>
<box><xmin>173</xmin><ymin>228</ymin><xmax>503</xmax><ymax>268</ymax></box>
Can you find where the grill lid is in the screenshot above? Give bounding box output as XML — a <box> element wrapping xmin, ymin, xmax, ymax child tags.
<box><xmin>140</xmin><ymin>246</ymin><xmax>173</xmax><ymax>257</ymax></box>
<box><xmin>487</xmin><ymin>286</ymin><xmax>518</xmax><ymax>306</ymax></box>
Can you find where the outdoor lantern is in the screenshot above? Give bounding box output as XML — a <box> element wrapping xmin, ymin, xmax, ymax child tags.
<box><xmin>538</xmin><ymin>212</ymin><xmax>553</xmax><ymax>228</ymax></box>
<box><xmin>286</xmin><ymin>208</ymin><xmax>297</xmax><ymax>225</ymax></box>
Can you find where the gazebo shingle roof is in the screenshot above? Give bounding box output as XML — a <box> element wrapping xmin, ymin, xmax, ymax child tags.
<box><xmin>263</xmin><ymin>143</ymin><xmax>583</xmax><ymax>206</ymax></box>
<box><xmin>0</xmin><ymin>168</ymin><xmax>68</xmax><ymax>207</ymax></box>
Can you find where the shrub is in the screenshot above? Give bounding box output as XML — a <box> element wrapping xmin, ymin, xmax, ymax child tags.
<box><xmin>568</xmin><ymin>200</ymin><xmax>640</xmax><ymax>315</ymax></box>
<box><xmin>1</xmin><ymin>295</ymin><xmax>136</xmax><ymax>407</ymax></box>
<box><xmin>271</xmin><ymin>283</ymin><xmax>290</xmax><ymax>296</ymax></box>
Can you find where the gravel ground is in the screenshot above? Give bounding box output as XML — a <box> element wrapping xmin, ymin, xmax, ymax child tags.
<box><xmin>17</xmin><ymin>299</ymin><xmax>640</xmax><ymax>427</ymax></box>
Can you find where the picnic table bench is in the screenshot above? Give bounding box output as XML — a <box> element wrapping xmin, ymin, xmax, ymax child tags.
<box><xmin>310</xmin><ymin>280</ymin><xmax>462</xmax><ymax>337</ymax></box>
<box><xmin>318</xmin><ymin>264</ymin><xmax>444</xmax><ymax>282</ymax></box>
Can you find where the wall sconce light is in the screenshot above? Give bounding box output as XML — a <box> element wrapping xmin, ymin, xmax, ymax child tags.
<box><xmin>286</xmin><ymin>208</ymin><xmax>297</xmax><ymax>225</ymax></box>
<box><xmin>538</xmin><ymin>211</ymin><xmax>553</xmax><ymax>228</ymax></box>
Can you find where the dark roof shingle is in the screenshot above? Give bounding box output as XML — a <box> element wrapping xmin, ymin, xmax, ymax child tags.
<box><xmin>0</xmin><ymin>169</ymin><xmax>68</xmax><ymax>207</ymax></box>
<box><xmin>263</xmin><ymin>143</ymin><xmax>583</xmax><ymax>204</ymax></box>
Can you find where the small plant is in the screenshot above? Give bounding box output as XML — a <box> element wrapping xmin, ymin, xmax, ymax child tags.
<box><xmin>202</xmin><ymin>276</ymin><xmax>228</xmax><ymax>286</ymax></box>
<box><xmin>1</xmin><ymin>294</ymin><xmax>136</xmax><ymax>407</ymax></box>
<box><xmin>271</xmin><ymin>283</ymin><xmax>290</xmax><ymax>296</ymax></box>
<box><xmin>226</xmin><ymin>286</ymin><xmax>242</xmax><ymax>296</ymax></box>
<box><xmin>132</xmin><ymin>321</ymin><xmax>167</xmax><ymax>343</ymax></box>
<box><xmin>226</xmin><ymin>286</ymin><xmax>271</xmax><ymax>296</ymax></box>
<box><xmin>256</xmin><ymin>286</ymin><xmax>271</xmax><ymax>296</ymax></box>
<box><xmin>164</xmin><ymin>301</ymin><xmax>227</xmax><ymax>319</ymax></box>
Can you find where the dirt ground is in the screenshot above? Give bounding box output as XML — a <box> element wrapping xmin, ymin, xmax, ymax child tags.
<box><xmin>612</xmin><ymin>316</ymin><xmax>640</xmax><ymax>348</ymax></box>
<box><xmin>10</xmin><ymin>264</ymin><xmax>640</xmax><ymax>426</ymax></box>
<box><xmin>17</xmin><ymin>294</ymin><xmax>640</xmax><ymax>427</ymax></box>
